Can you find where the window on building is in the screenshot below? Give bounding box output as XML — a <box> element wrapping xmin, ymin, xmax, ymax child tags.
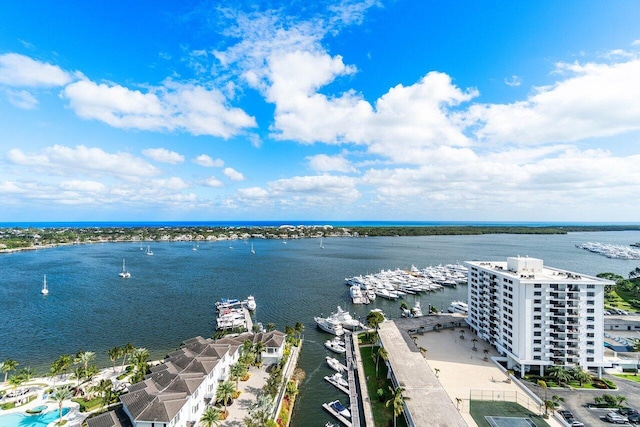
<box><xmin>587</xmin><ymin>357</ymin><xmax>594</xmax><ymax>362</ymax></box>
<box><xmin>534</xmin><ymin>284</ymin><xmax>541</xmax><ymax>288</ymax></box>
<box><xmin>587</xmin><ymin>308</ymin><xmax>594</xmax><ymax>313</ymax></box>
<box><xmin>587</xmin><ymin>285</ymin><xmax>595</xmax><ymax>289</ymax></box>
<box><xmin>587</xmin><ymin>333</ymin><xmax>594</xmax><ymax>338</ymax></box>
<box><xmin>534</xmin><ymin>323</ymin><xmax>541</xmax><ymax>328</ymax></box>
<box><xmin>534</xmin><ymin>331</ymin><xmax>541</xmax><ymax>336</ymax></box>
<box><xmin>534</xmin><ymin>315</ymin><xmax>542</xmax><ymax>320</ymax></box>
<box><xmin>534</xmin><ymin>339</ymin><xmax>542</xmax><ymax>344</ymax></box>
<box><xmin>587</xmin><ymin>316</ymin><xmax>595</xmax><ymax>321</ymax></box>
<box><xmin>534</xmin><ymin>291</ymin><xmax>541</xmax><ymax>296</ymax></box>
<box><xmin>587</xmin><ymin>292</ymin><xmax>595</xmax><ymax>297</ymax></box>
<box><xmin>534</xmin><ymin>299</ymin><xmax>541</xmax><ymax>304</ymax></box>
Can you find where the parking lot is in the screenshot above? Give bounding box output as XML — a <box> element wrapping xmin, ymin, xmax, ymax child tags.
<box><xmin>528</xmin><ymin>373</ymin><xmax>640</xmax><ymax>426</ymax></box>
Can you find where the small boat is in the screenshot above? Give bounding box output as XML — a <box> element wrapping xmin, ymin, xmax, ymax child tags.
<box><xmin>330</xmin><ymin>306</ymin><xmax>365</xmax><ymax>330</ymax></box>
<box><xmin>315</xmin><ymin>316</ymin><xmax>345</xmax><ymax>336</ymax></box>
<box><xmin>145</xmin><ymin>245</ymin><xmax>153</xmax><ymax>256</ymax></box>
<box><xmin>320</xmin><ymin>237</ymin><xmax>324</xmax><ymax>249</ymax></box>
<box><xmin>448</xmin><ymin>301</ymin><xmax>468</xmax><ymax>314</ymax></box>
<box><xmin>325</xmin><ymin>423</ymin><xmax>335</xmax><ymax>427</ymax></box>
<box><xmin>246</xmin><ymin>295</ymin><xmax>257</xmax><ymax>311</ymax></box>
<box><xmin>215</xmin><ymin>298</ymin><xmax>241</xmax><ymax>311</ymax></box>
<box><xmin>250</xmin><ymin>242</ymin><xmax>255</xmax><ymax>254</ymax></box>
<box><xmin>326</xmin><ymin>356</ymin><xmax>345</xmax><ymax>373</ymax></box>
<box><xmin>192</xmin><ymin>243</ymin><xmax>198</xmax><ymax>251</ymax></box>
<box><xmin>119</xmin><ymin>259</ymin><xmax>131</xmax><ymax>278</ymax></box>
<box><xmin>325</xmin><ymin>337</ymin><xmax>346</xmax><ymax>354</ymax></box>
<box><xmin>41</xmin><ymin>274</ymin><xmax>49</xmax><ymax>295</ymax></box>
<box><xmin>325</xmin><ymin>372</ymin><xmax>349</xmax><ymax>389</ymax></box>
<box><xmin>329</xmin><ymin>400</ymin><xmax>351</xmax><ymax>418</ymax></box>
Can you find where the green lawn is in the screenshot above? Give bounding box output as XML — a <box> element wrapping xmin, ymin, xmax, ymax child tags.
<box><xmin>360</xmin><ymin>345</ymin><xmax>408</xmax><ymax>427</ymax></box>
<box><xmin>613</xmin><ymin>374</ymin><xmax>640</xmax><ymax>383</ymax></box>
<box><xmin>470</xmin><ymin>401</ymin><xmax>549</xmax><ymax>427</ymax></box>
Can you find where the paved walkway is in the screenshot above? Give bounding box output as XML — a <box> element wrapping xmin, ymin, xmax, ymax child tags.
<box><xmin>221</xmin><ymin>365</ymin><xmax>270</xmax><ymax>426</ymax></box>
<box><xmin>411</xmin><ymin>326</ymin><xmax>563</xmax><ymax>427</ymax></box>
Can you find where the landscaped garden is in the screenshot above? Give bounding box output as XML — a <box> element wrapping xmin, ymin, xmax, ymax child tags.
<box><xmin>359</xmin><ymin>333</ymin><xmax>408</xmax><ymax>427</ymax></box>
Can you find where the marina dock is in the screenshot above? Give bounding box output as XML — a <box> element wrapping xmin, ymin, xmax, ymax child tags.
<box><xmin>324</xmin><ymin>374</ymin><xmax>349</xmax><ymax>394</ymax></box>
<box><xmin>344</xmin><ymin>333</ymin><xmax>361</xmax><ymax>427</ymax></box>
<box><xmin>322</xmin><ymin>403</ymin><xmax>353</xmax><ymax>427</ymax></box>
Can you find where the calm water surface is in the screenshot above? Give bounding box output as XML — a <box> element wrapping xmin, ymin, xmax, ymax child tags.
<box><xmin>1</xmin><ymin>231</ymin><xmax>639</xmax><ymax>426</ymax></box>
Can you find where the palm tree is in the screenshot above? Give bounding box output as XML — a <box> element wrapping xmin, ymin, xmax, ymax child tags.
<box><xmin>376</xmin><ymin>347</ymin><xmax>388</xmax><ymax>375</ymax></box>
<box><xmin>253</xmin><ymin>342</ymin><xmax>266</xmax><ymax>365</ymax></box>
<box><xmin>72</xmin><ymin>365</ymin><xmax>85</xmax><ymax>388</ymax></box>
<box><xmin>400</xmin><ymin>301</ymin><xmax>409</xmax><ymax>311</ymax></box>
<box><xmin>266</xmin><ymin>322</ymin><xmax>276</xmax><ymax>332</ymax></box>
<box><xmin>199</xmin><ymin>406</ymin><xmax>222</xmax><ymax>427</ymax></box>
<box><xmin>51</xmin><ymin>386</ymin><xmax>73</xmax><ymax>425</ymax></box>
<box><xmin>242</xmin><ymin>339</ymin><xmax>254</xmax><ymax>355</ymax></box>
<box><xmin>216</xmin><ymin>381</ymin><xmax>236</xmax><ymax>414</ymax></box>
<box><xmin>366</xmin><ymin>310</ymin><xmax>385</xmax><ymax>330</ymax></box>
<box><xmin>77</xmin><ymin>351</ymin><xmax>96</xmax><ymax>372</ymax></box>
<box><xmin>121</xmin><ymin>342</ymin><xmax>135</xmax><ymax>371</ymax></box>
<box><xmin>2</xmin><ymin>358</ymin><xmax>19</xmax><ymax>383</ymax></box>
<box><xmin>19</xmin><ymin>367</ymin><xmax>34</xmax><ymax>382</ymax></box>
<box><xmin>245</xmin><ymin>394</ymin><xmax>274</xmax><ymax>427</ymax></box>
<box><xmin>108</xmin><ymin>347</ymin><xmax>122</xmax><ymax>373</ymax></box>
<box><xmin>385</xmin><ymin>386</ymin><xmax>410</xmax><ymax>427</ymax></box>
<box><xmin>91</xmin><ymin>379</ymin><xmax>114</xmax><ymax>410</ymax></box>
<box><xmin>548</xmin><ymin>366</ymin><xmax>571</xmax><ymax>386</ymax></box>
<box><xmin>571</xmin><ymin>368</ymin><xmax>593</xmax><ymax>387</ymax></box>
<box><xmin>8</xmin><ymin>375</ymin><xmax>24</xmax><ymax>397</ymax></box>
<box><xmin>230</xmin><ymin>363</ymin><xmax>247</xmax><ymax>390</ymax></box>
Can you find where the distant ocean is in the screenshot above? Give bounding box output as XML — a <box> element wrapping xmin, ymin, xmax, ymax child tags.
<box><xmin>1</xmin><ymin>220</ymin><xmax>638</xmax><ymax>228</ymax></box>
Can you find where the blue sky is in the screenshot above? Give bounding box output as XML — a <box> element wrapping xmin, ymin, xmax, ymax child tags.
<box><xmin>1</xmin><ymin>0</ymin><xmax>639</xmax><ymax>222</ymax></box>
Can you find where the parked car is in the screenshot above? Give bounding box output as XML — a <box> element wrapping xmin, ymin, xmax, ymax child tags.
<box><xmin>628</xmin><ymin>413</ymin><xmax>640</xmax><ymax>424</ymax></box>
<box><xmin>559</xmin><ymin>410</ymin><xmax>574</xmax><ymax>420</ymax></box>
<box><xmin>619</xmin><ymin>407</ymin><xmax>639</xmax><ymax>416</ymax></box>
<box><xmin>606</xmin><ymin>412</ymin><xmax>629</xmax><ymax>424</ymax></box>
<box><xmin>570</xmin><ymin>421</ymin><xmax>585</xmax><ymax>427</ymax></box>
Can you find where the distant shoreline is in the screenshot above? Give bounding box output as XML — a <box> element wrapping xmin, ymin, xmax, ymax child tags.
<box><xmin>1</xmin><ymin>224</ymin><xmax>640</xmax><ymax>254</ymax></box>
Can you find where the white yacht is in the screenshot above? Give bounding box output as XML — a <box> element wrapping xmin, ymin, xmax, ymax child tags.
<box><xmin>324</xmin><ymin>337</ymin><xmax>346</xmax><ymax>354</ymax></box>
<box><xmin>325</xmin><ymin>372</ymin><xmax>349</xmax><ymax>391</ymax></box>
<box><xmin>350</xmin><ymin>285</ymin><xmax>368</xmax><ymax>304</ymax></box>
<box><xmin>326</xmin><ymin>356</ymin><xmax>345</xmax><ymax>373</ymax></box>
<box><xmin>315</xmin><ymin>315</ymin><xmax>345</xmax><ymax>336</ymax></box>
<box><xmin>330</xmin><ymin>306</ymin><xmax>365</xmax><ymax>330</ymax></box>
<box><xmin>145</xmin><ymin>245</ymin><xmax>154</xmax><ymax>256</ymax></box>
<box><xmin>402</xmin><ymin>301</ymin><xmax>424</xmax><ymax>317</ymax></box>
<box><xmin>41</xmin><ymin>274</ymin><xmax>49</xmax><ymax>295</ymax></box>
<box><xmin>448</xmin><ymin>301</ymin><xmax>469</xmax><ymax>314</ymax></box>
<box><xmin>246</xmin><ymin>295</ymin><xmax>257</xmax><ymax>311</ymax></box>
<box><xmin>328</xmin><ymin>400</ymin><xmax>351</xmax><ymax>418</ymax></box>
<box><xmin>119</xmin><ymin>259</ymin><xmax>131</xmax><ymax>278</ymax></box>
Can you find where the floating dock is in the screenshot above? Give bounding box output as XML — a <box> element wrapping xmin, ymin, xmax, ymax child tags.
<box><xmin>322</xmin><ymin>403</ymin><xmax>353</xmax><ymax>427</ymax></box>
<box><xmin>324</xmin><ymin>374</ymin><xmax>349</xmax><ymax>394</ymax></box>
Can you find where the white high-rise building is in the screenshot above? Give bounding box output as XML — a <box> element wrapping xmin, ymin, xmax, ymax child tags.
<box><xmin>465</xmin><ymin>256</ymin><xmax>612</xmax><ymax>377</ymax></box>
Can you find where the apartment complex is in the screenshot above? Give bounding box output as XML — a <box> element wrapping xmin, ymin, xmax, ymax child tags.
<box><xmin>87</xmin><ymin>331</ymin><xmax>286</xmax><ymax>427</ymax></box>
<box><xmin>465</xmin><ymin>256</ymin><xmax>612</xmax><ymax>377</ymax></box>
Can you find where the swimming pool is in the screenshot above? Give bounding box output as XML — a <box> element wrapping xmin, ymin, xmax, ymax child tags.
<box><xmin>0</xmin><ymin>407</ymin><xmax>69</xmax><ymax>427</ymax></box>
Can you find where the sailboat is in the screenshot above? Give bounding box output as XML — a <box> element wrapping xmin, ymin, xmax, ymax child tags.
<box><xmin>250</xmin><ymin>242</ymin><xmax>255</xmax><ymax>254</ymax></box>
<box><xmin>119</xmin><ymin>259</ymin><xmax>131</xmax><ymax>278</ymax></box>
<box><xmin>192</xmin><ymin>243</ymin><xmax>198</xmax><ymax>251</ymax></box>
<box><xmin>145</xmin><ymin>245</ymin><xmax>154</xmax><ymax>256</ymax></box>
<box><xmin>41</xmin><ymin>274</ymin><xmax>49</xmax><ymax>295</ymax></box>
<box><xmin>320</xmin><ymin>238</ymin><xmax>324</xmax><ymax>249</ymax></box>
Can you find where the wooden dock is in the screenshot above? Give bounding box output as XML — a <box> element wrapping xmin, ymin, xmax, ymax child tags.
<box><xmin>344</xmin><ymin>333</ymin><xmax>361</xmax><ymax>427</ymax></box>
<box><xmin>322</xmin><ymin>403</ymin><xmax>353</xmax><ymax>427</ymax></box>
<box><xmin>324</xmin><ymin>375</ymin><xmax>349</xmax><ymax>394</ymax></box>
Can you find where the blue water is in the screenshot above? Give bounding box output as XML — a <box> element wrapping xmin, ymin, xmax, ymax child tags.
<box><xmin>0</xmin><ymin>231</ymin><xmax>639</xmax><ymax>426</ymax></box>
<box><xmin>0</xmin><ymin>408</ymin><xmax>69</xmax><ymax>427</ymax></box>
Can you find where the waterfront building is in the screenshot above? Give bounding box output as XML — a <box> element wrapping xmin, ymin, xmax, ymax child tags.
<box><xmin>87</xmin><ymin>331</ymin><xmax>286</xmax><ymax>427</ymax></box>
<box><xmin>465</xmin><ymin>256</ymin><xmax>612</xmax><ymax>377</ymax></box>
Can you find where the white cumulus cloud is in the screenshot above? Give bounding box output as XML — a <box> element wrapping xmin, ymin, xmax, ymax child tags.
<box><xmin>142</xmin><ymin>148</ymin><xmax>185</xmax><ymax>164</ymax></box>
<box><xmin>5</xmin><ymin>89</ymin><xmax>39</xmax><ymax>109</ymax></box>
<box><xmin>307</xmin><ymin>154</ymin><xmax>355</xmax><ymax>173</ymax></box>
<box><xmin>7</xmin><ymin>145</ymin><xmax>159</xmax><ymax>178</ymax></box>
<box><xmin>202</xmin><ymin>176</ymin><xmax>224</xmax><ymax>187</ymax></box>
<box><xmin>0</xmin><ymin>53</ymin><xmax>72</xmax><ymax>87</ymax></box>
<box><xmin>193</xmin><ymin>154</ymin><xmax>224</xmax><ymax>167</ymax></box>
<box><xmin>63</xmin><ymin>79</ymin><xmax>257</xmax><ymax>138</ymax></box>
<box><xmin>224</xmin><ymin>167</ymin><xmax>245</xmax><ymax>181</ymax></box>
